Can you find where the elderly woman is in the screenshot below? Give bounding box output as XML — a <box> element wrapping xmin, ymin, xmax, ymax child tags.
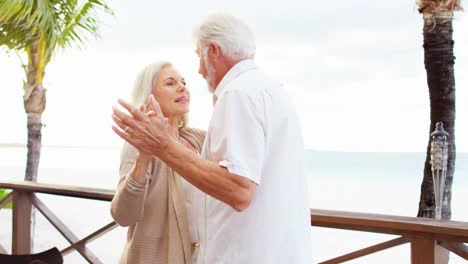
<box><xmin>111</xmin><ymin>62</ymin><xmax>205</xmax><ymax>264</ymax></box>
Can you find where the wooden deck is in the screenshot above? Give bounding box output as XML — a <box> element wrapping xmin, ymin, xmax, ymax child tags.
<box><xmin>1</xmin><ymin>180</ymin><xmax>467</xmax><ymax>263</ymax></box>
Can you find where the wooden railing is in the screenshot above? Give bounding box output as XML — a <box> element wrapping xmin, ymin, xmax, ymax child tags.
<box><xmin>0</xmin><ymin>180</ymin><xmax>116</xmax><ymax>263</ymax></box>
<box><xmin>312</xmin><ymin>209</ymin><xmax>468</xmax><ymax>263</ymax></box>
<box><xmin>1</xmin><ymin>180</ymin><xmax>467</xmax><ymax>263</ymax></box>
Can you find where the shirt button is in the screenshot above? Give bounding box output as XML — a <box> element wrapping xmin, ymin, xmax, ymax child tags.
<box><xmin>193</xmin><ymin>242</ymin><xmax>200</xmax><ymax>248</ymax></box>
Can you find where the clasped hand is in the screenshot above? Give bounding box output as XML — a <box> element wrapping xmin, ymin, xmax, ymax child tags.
<box><xmin>112</xmin><ymin>95</ymin><xmax>172</xmax><ymax>157</ymax></box>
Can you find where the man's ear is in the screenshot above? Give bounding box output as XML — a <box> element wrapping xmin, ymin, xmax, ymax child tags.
<box><xmin>209</xmin><ymin>42</ymin><xmax>221</xmax><ymax>59</ymax></box>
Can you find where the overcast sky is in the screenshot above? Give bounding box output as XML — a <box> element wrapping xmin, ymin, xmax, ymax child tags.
<box><xmin>0</xmin><ymin>0</ymin><xmax>467</xmax><ymax>151</ymax></box>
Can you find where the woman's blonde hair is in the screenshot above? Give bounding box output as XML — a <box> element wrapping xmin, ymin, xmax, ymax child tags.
<box><xmin>131</xmin><ymin>62</ymin><xmax>188</xmax><ymax>128</ymax></box>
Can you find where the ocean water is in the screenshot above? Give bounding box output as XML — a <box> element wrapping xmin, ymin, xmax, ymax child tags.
<box><xmin>0</xmin><ymin>146</ymin><xmax>467</xmax><ymax>263</ymax></box>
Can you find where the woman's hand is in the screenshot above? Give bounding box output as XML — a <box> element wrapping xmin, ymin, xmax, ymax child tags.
<box><xmin>112</xmin><ymin>96</ymin><xmax>173</xmax><ymax>157</ymax></box>
<box><xmin>135</xmin><ymin>104</ymin><xmax>155</xmax><ymax>161</ymax></box>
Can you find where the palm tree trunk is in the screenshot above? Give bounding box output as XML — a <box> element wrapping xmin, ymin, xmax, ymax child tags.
<box><xmin>417</xmin><ymin>11</ymin><xmax>456</xmax><ymax>221</ymax></box>
<box><xmin>24</xmin><ymin>113</ymin><xmax>43</xmax><ymax>182</ymax></box>
<box><xmin>22</xmin><ymin>40</ymin><xmax>47</xmax><ymax>252</ymax></box>
<box><xmin>23</xmin><ymin>40</ymin><xmax>46</xmax><ymax>182</ymax></box>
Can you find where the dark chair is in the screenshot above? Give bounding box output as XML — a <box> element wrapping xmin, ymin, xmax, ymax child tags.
<box><xmin>0</xmin><ymin>247</ymin><xmax>63</xmax><ymax>264</ymax></box>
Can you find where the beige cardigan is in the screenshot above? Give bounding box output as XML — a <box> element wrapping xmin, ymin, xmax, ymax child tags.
<box><xmin>111</xmin><ymin>127</ymin><xmax>206</xmax><ymax>264</ymax></box>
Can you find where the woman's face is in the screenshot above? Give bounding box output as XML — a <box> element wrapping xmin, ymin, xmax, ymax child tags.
<box><xmin>153</xmin><ymin>65</ymin><xmax>190</xmax><ymax>119</ymax></box>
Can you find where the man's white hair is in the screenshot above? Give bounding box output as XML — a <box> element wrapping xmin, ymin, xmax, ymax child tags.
<box><xmin>193</xmin><ymin>12</ymin><xmax>256</xmax><ymax>60</ymax></box>
<box><xmin>131</xmin><ymin>61</ymin><xmax>188</xmax><ymax>127</ymax></box>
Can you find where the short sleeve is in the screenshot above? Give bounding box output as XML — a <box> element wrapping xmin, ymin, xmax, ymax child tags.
<box><xmin>208</xmin><ymin>89</ymin><xmax>265</xmax><ymax>184</ymax></box>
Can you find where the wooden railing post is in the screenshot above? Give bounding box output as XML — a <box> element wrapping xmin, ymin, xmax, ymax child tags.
<box><xmin>411</xmin><ymin>238</ymin><xmax>435</xmax><ymax>264</ymax></box>
<box><xmin>12</xmin><ymin>190</ymin><xmax>32</xmax><ymax>254</ymax></box>
<box><xmin>411</xmin><ymin>239</ymin><xmax>449</xmax><ymax>264</ymax></box>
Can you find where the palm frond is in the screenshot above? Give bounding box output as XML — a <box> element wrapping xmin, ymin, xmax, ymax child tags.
<box><xmin>0</xmin><ymin>0</ymin><xmax>113</xmax><ymax>61</ymax></box>
<box><xmin>0</xmin><ymin>1</ymin><xmax>22</xmax><ymax>22</ymax></box>
<box><xmin>59</xmin><ymin>0</ymin><xmax>113</xmax><ymax>48</ymax></box>
<box><xmin>1</xmin><ymin>0</ymin><xmax>56</xmax><ymax>57</ymax></box>
<box><xmin>0</xmin><ymin>1</ymin><xmax>35</xmax><ymax>49</ymax></box>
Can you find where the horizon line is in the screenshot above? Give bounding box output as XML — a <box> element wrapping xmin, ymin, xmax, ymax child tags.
<box><xmin>1</xmin><ymin>142</ymin><xmax>467</xmax><ymax>153</ymax></box>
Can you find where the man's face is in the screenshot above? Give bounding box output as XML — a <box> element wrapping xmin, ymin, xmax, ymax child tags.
<box><xmin>197</xmin><ymin>46</ymin><xmax>216</xmax><ymax>93</ymax></box>
<box><xmin>197</xmin><ymin>47</ymin><xmax>208</xmax><ymax>79</ymax></box>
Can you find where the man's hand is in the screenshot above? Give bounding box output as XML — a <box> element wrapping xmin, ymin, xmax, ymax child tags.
<box><xmin>112</xmin><ymin>95</ymin><xmax>173</xmax><ymax>156</ymax></box>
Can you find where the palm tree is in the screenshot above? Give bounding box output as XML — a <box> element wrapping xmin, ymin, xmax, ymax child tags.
<box><xmin>0</xmin><ymin>0</ymin><xmax>113</xmax><ymax>182</ymax></box>
<box><xmin>416</xmin><ymin>0</ymin><xmax>462</xmax><ymax>221</ymax></box>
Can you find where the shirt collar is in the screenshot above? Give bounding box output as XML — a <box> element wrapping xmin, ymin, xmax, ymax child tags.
<box><xmin>212</xmin><ymin>59</ymin><xmax>257</xmax><ymax>105</ymax></box>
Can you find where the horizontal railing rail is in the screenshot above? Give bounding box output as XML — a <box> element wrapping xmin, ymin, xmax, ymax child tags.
<box><xmin>0</xmin><ymin>180</ymin><xmax>114</xmax><ymax>201</ymax></box>
<box><xmin>1</xmin><ymin>180</ymin><xmax>467</xmax><ymax>263</ymax></box>
<box><xmin>311</xmin><ymin>209</ymin><xmax>468</xmax><ymax>242</ymax></box>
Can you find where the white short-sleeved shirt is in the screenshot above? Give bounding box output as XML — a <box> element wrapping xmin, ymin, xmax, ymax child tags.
<box><xmin>191</xmin><ymin>60</ymin><xmax>313</xmax><ymax>264</ymax></box>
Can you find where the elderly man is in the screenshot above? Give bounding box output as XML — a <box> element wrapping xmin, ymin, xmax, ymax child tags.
<box><xmin>112</xmin><ymin>12</ymin><xmax>312</xmax><ymax>264</ymax></box>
